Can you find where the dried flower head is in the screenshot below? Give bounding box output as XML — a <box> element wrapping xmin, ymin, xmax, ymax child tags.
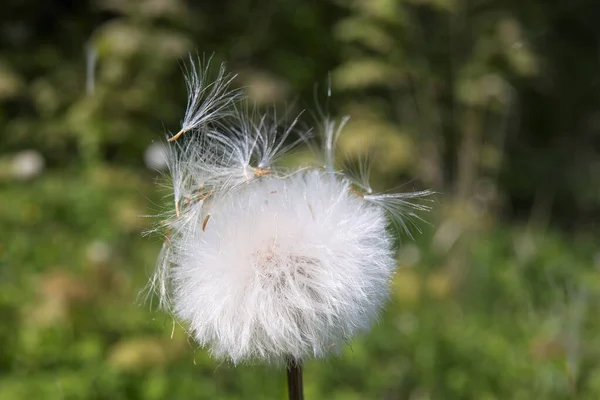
<box><xmin>146</xmin><ymin>55</ymin><xmax>432</xmax><ymax>365</ymax></box>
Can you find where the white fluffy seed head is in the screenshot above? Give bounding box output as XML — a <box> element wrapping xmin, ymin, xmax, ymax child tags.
<box><xmin>172</xmin><ymin>170</ymin><xmax>395</xmax><ymax>364</ymax></box>
<box><xmin>146</xmin><ymin>55</ymin><xmax>432</xmax><ymax>365</ymax></box>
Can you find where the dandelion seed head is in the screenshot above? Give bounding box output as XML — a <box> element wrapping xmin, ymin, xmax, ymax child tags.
<box><xmin>171</xmin><ymin>170</ymin><xmax>395</xmax><ymax>364</ymax></box>
<box><xmin>146</xmin><ymin>55</ymin><xmax>433</xmax><ymax>365</ymax></box>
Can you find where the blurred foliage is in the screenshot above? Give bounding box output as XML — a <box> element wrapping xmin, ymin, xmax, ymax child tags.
<box><xmin>1</xmin><ymin>0</ymin><xmax>599</xmax><ymax>399</ymax></box>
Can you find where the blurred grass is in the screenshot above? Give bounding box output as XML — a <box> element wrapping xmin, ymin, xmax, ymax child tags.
<box><xmin>1</xmin><ymin>164</ymin><xmax>599</xmax><ymax>399</ymax></box>
<box><xmin>2</xmin><ymin>1</ymin><xmax>600</xmax><ymax>398</ymax></box>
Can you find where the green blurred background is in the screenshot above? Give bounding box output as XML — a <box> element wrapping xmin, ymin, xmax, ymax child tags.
<box><xmin>1</xmin><ymin>0</ymin><xmax>599</xmax><ymax>399</ymax></box>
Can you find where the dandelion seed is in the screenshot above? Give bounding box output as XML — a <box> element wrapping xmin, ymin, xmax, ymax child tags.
<box><xmin>168</xmin><ymin>54</ymin><xmax>241</xmax><ymax>142</ymax></box>
<box><xmin>344</xmin><ymin>152</ymin><xmax>374</xmax><ymax>195</ymax></box>
<box><xmin>364</xmin><ymin>191</ymin><xmax>434</xmax><ymax>238</ymax></box>
<box><xmin>322</xmin><ymin>116</ymin><xmax>350</xmax><ymax>171</ymax></box>
<box><xmin>201</xmin><ymin>214</ymin><xmax>211</xmax><ymax>232</ymax></box>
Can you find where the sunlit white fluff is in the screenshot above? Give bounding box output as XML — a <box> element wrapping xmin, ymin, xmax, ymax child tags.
<box><xmin>147</xmin><ymin>56</ymin><xmax>432</xmax><ymax>365</ymax></box>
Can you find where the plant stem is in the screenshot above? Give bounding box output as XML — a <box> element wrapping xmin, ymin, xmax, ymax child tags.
<box><xmin>286</xmin><ymin>359</ymin><xmax>304</xmax><ymax>400</ymax></box>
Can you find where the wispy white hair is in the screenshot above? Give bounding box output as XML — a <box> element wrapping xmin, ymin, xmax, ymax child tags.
<box><xmin>147</xmin><ymin>56</ymin><xmax>432</xmax><ymax>365</ymax></box>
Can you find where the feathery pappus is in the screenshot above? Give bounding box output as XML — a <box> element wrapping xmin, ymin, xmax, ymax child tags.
<box><xmin>145</xmin><ymin>54</ymin><xmax>432</xmax><ymax>365</ymax></box>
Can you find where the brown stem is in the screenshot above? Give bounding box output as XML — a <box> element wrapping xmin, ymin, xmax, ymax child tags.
<box><xmin>286</xmin><ymin>359</ymin><xmax>304</xmax><ymax>400</ymax></box>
